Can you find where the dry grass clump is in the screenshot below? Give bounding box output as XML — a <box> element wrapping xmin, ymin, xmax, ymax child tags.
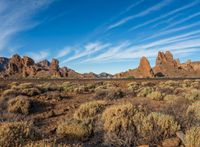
<box><xmin>56</xmin><ymin>119</ymin><xmax>92</xmax><ymax>141</ymax></box>
<box><xmin>9</xmin><ymin>82</ymin><xmax>19</xmax><ymax>88</ymax></box>
<box><xmin>7</xmin><ymin>96</ymin><xmax>32</xmax><ymax>115</ymax></box>
<box><xmin>147</xmin><ymin>112</ymin><xmax>180</xmax><ymax>140</ymax></box>
<box><xmin>159</xmin><ymin>80</ymin><xmax>178</xmax><ymax>87</ymax></box>
<box><xmin>0</xmin><ymin>121</ymin><xmax>36</xmax><ymax>147</ymax></box>
<box><xmin>163</xmin><ymin>95</ymin><xmax>179</xmax><ymax>103</ymax></box>
<box><xmin>62</xmin><ymin>82</ymin><xmax>76</xmax><ymax>92</ymax></box>
<box><xmin>184</xmin><ymin>89</ymin><xmax>200</xmax><ymax>101</ymax></box>
<box><xmin>94</xmin><ymin>87</ymin><xmax>124</xmax><ymax>100</ymax></box>
<box><xmin>137</xmin><ymin>87</ymin><xmax>154</xmax><ymax>97</ymax></box>
<box><xmin>186</xmin><ymin>101</ymin><xmax>200</xmax><ymax>120</ymax></box>
<box><xmin>147</xmin><ymin>91</ymin><xmax>164</xmax><ymax>101</ymax></box>
<box><xmin>2</xmin><ymin>89</ymin><xmax>19</xmax><ymax>96</ymax></box>
<box><xmin>25</xmin><ymin>141</ymin><xmax>82</xmax><ymax>147</ymax></box>
<box><xmin>127</xmin><ymin>82</ymin><xmax>140</xmax><ymax>91</ymax></box>
<box><xmin>20</xmin><ymin>87</ymin><xmax>41</xmax><ymax>96</ymax></box>
<box><xmin>185</xmin><ymin>126</ymin><xmax>200</xmax><ymax>147</ymax></box>
<box><xmin>73</xmin><ymin>100</ymin><xmax>106</xmax><ymax>121</ymax></box>
<box><xmin>101</xmin><ymin>103</ymin><xmax>151</xmax><ymax>146</ymax></box>
<box><xmin>17</xmin><ymin>83</ymin><xmax>35</xmax><ymax>89</ymax></box>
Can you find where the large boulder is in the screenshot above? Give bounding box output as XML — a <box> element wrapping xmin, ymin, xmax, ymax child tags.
<box><xmin>0</xmin><ymin>57</ymin><xmax>9</xmax><ymax>72</ymax></box>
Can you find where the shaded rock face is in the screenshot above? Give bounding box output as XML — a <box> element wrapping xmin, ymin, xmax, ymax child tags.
<box><xmin>37</xmin><ymin>60</ymin><xmax>50</xmax><ymax>67</ymax></box>
<box><xmin>138</xmin><ymin>57</ymin><xmax>154</xmax><ymax>78</ymax></box>
<box><xmin>0</xmin><ymin>57</ymin><xmax>9</xmax><ymax>72</ymax></box>
<box><xmin>7</xmin><ymin>54</ymin><xmax>23</xmax><ymax>75</ymax></box>
<box><xmin>50</xmin><ymin>59</ymin><xmax>59</xmax><ymax>71</ymax></box>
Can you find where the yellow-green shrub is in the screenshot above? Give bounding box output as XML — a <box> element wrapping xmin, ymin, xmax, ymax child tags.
<box><xmin>7</xmin><ymin>96</ymin><xmax>32</xmax><ymax>115</ymax></box>
<box><xmin>101</xmin><ymin>103</ymin><xmax>152</xmax><ymax>146</ymax></box>
<box><xmin>147</xmin><ymin>112</ymin><xmax>180</xmax><ymax>138</ymax></box>
<box><xmin>186</xmin><ymin>101</ymin><xmax>200</xmax><ymax>120</ymax></box>
<box><xmin>56</xmin><ymin>119</ymin><xmax>92</xmax><ymax>140</ymax></box>
<box><xmin>0</xmin><ymin>121</ymin><xmax>35</xmax><ymax>147</ymax></box>
<box><xmin>185</xmin><ymin>126</ymin><xmax>200</xmax><ymax>147</ymax></box>
<box><xmin>164</xmin><ymin>95</ymin><xmax>179</xmax><ymax>103</ymax></box>
<box><xmin>73</xmin><ymin>100</ymin><xmax>106</xmax><ymax>121</ymax></box>
<box><xmin>137</xmin><ymin>87</ymin><xmax>153</xmax><ymax>97</ymax></box>
<box><xmin>147</xmin><ymin>91</ymin><xmax>164</xmax><ymax>101</ymax></box>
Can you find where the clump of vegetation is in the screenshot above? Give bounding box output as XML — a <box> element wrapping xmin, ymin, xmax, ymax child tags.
<box><xmin>17</xmin><ymin>83</ymin><xmax>35</xmax><ymax>89</ymax></box>
<box><xmin>147</xmin><ymin>91</ymin><xmax>164</xmax><ymax>101</ymax></box>
<box><xmin>185</xmin><ymin>126</ymin><xmax>200</xmax><ymax>147</ymax></box>
<box><xmin>186</xmin><ymin>101</ymin><xmax>200</xmax><ymax>120</ymax></box>
<box><xmin>73</xmin><ymin>101</ymin><xmax>106</xmax><ymax>121</ymax></box>
<box><xmin>0</xmin><ymin>121</ymin><xmax>36</xmax><ymax>147</ymax></box>
<box><xmin>137</xmin><ymin>87</ymin><xmax>154</xmax><ymax>97</ymax></box>
<box><xmin>56</xmin><ymin>119</ymin><xmax>92</xmax><ymax>141</ymax></box>
<box><xmin>9</xmin><ymin>82</ymin><xmax>19</xmax><ymax>88</ymax></box>
<box><xmin>20</xmin><ymin>87</ymin><xmax>41</xmax><ymax>96</ymax></box>
<box><xmin>127</xmin><ymin>82</ymin><xmax>140</xmax><ymax>91</ymax></box>
<box><xmin>163</xmin><ymin>95</ymin><xmax>179</xmax><ymax>103</ymax></box>
<box><xmin>7</xmin><ymin>96</ymin><xmax>32</xmax><ymax>115</ymax></box>
<box><xmin>147</xmin><ymin>112</ymin><xmax>180</xmax><ymax>140</ymax></box>
<box><xmin>184</xmin><ymin>89</ymin><xmax>200</xmax><ymax>101</ymax></box>
<box><xmin>2</xmin><ymin>89</ymin><xmax>19</xmax><ymax>96</ymax></box>
<box><xmin>61</xmin><ymin>82</ymin><xmax>76</xmax><ymax>92</ymax></box>
<box><xmin>94</xmin><ymin>87</ymin><xmax>124</xmax><ymax>100</ymax></box>
<box><xmin>101</xmin><ymin>103</ymin><xmax>151</xmax><ymax>146</ymax></box>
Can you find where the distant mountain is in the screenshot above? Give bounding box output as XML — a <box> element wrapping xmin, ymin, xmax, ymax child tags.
<box><xmin>0</xmin><ymin>51</ymin><xmax>200</xmax><ymax>79</ymax></box>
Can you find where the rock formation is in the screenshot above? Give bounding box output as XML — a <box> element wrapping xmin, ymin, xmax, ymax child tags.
<box><xmin>138</xmin><ymin>57</ymin><xmax>154</xmax><ymax>78</ymax></box>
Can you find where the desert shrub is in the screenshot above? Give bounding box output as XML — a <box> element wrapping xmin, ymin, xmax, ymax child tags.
<box><xmin>7</xmin><ymin>96</ymin><xmax>32</xmax><ymax>115</ymax></box>
<box><xmin>137</xmin><ymin>87</ymin><xmax>154</xmax><ymax>97</ymax></box>
<box><xmin>141</xmin><ymin>81</ymin><xmax>155</xmax><ymax>87</ymax></box>
<box><xmin>184</xmin><ymin>89</ymin><xmax>200</xmax><ymax>101</ymax></box>
<box><xmin>62</xmin><ymin>82</ymin><xmax>75</xmax><ymax>92</ymax></box>
<box><xmin>56</xmin><ymin>119</ymin><xmax>92</xmax><ymax>141</ymax></box>
<box><xmin>186</xmin><ymin>101</ymin><xmax>200</xmax><ymax>120</ymax></box>
<box><xmin>73</xmin><ymin>100</ymin><xmax>106</xmax><ymax>121</ymax></box>
<box><xmin>17</xmin><ymin>83</ymin><xmax>35</xmax><ymax>89</ymax></box>
<box><xmin>147</xmin><ymin>112</ymin><xmax>180</xmax><ymax>141</ymax></box>
<box><xmin>0</xmin><ymin>121</ymin><xmax>36</xmax><ymax>147</ymax></box>
<box><xmin>127</xmin><ymin>82</ymin><xmax>140</xmax><ymax>91</ymax></box>
<box><xmin>190</xmin><ymin>81</ymin><xmax>199</xmax><ymax>89</ymax></box>
<box><xmin>2</xmin><ymin>89</ymin><xmax>19</xmax><ymax>96</ymax></box>
<box><xmin>185</xmin><ymin>126</ymin><xmax>200</xmax><ymax>147</ymax></box>
<box><xmin>163</xmin><ymin>95</ymin><xmax>179</xmax><ymax>103</ymax></box>
<box><xmin>101</xmin><ymin>103</ymin><xmax>152</xmax><ymax>146</ymax></box>
<box><xmin>159</xmin><ymin>80</ymin><xmax>178</xmax><ymax>87</ymax></box>
<box><xmin>147</xmin><ymin>91</ymin><xmax>164</xmax><ymax>101</ymax></box>
<box><xmin>180</xmin><ymin>80</ymin><xmax>192</xmax><ymax>88</ymax></box>
<box><xmin>20</xmin><ymin>87</ymin><xmax>41</xmax><ymax>96</ymax></box>
<box><xmin>9</xmin><ymin>82</ymin><xmax>19</xmax><ymax>88</ymax></box>
<box><xmin>25</xmin><ymin>141</ymin><xmax>82</xmax><ymax>147</ymax></box>
<box><xmin>94</xmin><ymin>87</ymin><xmax>124</xmax><ymax>100</ymax></box>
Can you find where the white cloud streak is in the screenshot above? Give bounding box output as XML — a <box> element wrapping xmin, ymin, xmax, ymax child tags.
<box><xmin>0</xmin><ymin>0</ymin><xmax>54</xmax><ymax>51</ymax></box>
<box><xmin>108</xmin><ymin>0</ymin><xmax>172</xmax><ymax>30</ymax></box>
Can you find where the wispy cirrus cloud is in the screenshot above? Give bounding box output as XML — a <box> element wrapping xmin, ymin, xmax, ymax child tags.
<box><xmin>26</xmin><ymin>51</ymin><xmax>49</xmax><ymax>62</ymax></box>
<box><xmin>108</xmin><ymin>0</ymin><xmax>172</xmax><ymax>30</ymax></box>
<box><xmin>0</xmin><ymin>0</ymin><xmax>54</xmax><ymax>51</ymax></box>
<box><xmin>129</xmin><ymin>0</ymin><xmax>199</xmax><ymax>31</ymax></box>
<box><xmin>61</xmin><ymin>42</ymin><xmax>111</xmax><ymax>64</ymax></box>
<box><xmin>56</xmin><ymin>47</ymin><xmax>71</xmax><ymax>58</ymax></box>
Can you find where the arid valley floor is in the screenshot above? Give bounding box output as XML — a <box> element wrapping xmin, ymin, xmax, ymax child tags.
<box><xmin>0</xmin><ymin>79</ymin><xmax>199</xmax><ymax>147</ymax></box>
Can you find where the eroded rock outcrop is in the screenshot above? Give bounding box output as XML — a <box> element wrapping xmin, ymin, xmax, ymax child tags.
<box><xmin>138</xmin><ymin>57</ymin><xmax>154</xmax><ymax>78</ymax></box>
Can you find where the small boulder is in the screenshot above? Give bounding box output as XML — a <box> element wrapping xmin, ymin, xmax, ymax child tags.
<box><xmin>162</xmin><ymin>137</ymin><xmax>180</xmax><ymax>147</ymax></box>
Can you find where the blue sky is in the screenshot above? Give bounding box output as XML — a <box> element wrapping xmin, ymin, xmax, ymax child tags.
<box><xmin>0</xmin><ymin>0</ymin><xmax>200</xmax><ymax>74</ymax></box>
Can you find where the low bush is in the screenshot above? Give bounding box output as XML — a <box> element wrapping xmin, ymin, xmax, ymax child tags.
<box><xmin>101</xmin><ymin>103</ymin><xmax>151</xmax><ymax>146</ymax></box>
<box><xmin>0</xmin><ymin>121</ymin><xmax>36</xmax><ymax>147</ymax></box>
<box><xmin>94</xmin><ymin>87</ymin><xmax>124</xmax><ymax>100</ymax></box>
<box><xmin>184</xmin><ymin>89</ymin><xmax>200</xmax><ymax>101</ymax></box>
<box><xmin>2</xmin><ymin>89</ymin><xmax>18</xmax><ymax>96</ymax></box>
<box><xmin>186</xmin><ymin>101</ymin><xmax>200</xmax><ymax>120</ymax></box>
<box><xmin>20</xmin><ymin>87</ymin><xmax>41</xmax><ymax>96</ymax></box>
<box><xmin>73</xmin><ymin>100</ymin><xmax>106</xmax><ymax>121</ymax></box>
<box><xmin>137</xmin><ymin>87</ymin><xmax>153</xmax><ymax>97</ymax></box>
<box><xmin>56</xmin><ymin>119</ymin><xmax>92</xmax><ymax>141</ymax></box>
<box><xmin>185</xmin><ymin>126</ymin><xmax>200</xmax><ymax>147</ymax></box>
<box><xmin>163</xmin><ymin>95</ymin><xmax>179</xmax><ymax>103</ymax></box>
<box><xmin>7</xmin><ymin>96</ymin><xmax>32</xmax><ymax>115</ymax></box>
<box><xmin>147</xmin><ymin>112</ymin><xmax>180</xmax><ymax>140</ymax></box>
<box><xmin>147</xmin><ymin>91</ymin><xmax>164</xmax><ymax>101</ymax></box>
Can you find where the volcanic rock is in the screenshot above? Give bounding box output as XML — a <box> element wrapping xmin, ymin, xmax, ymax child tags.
<box><xmin>138</xmin><ymin>57</ymin><xmax>154</xmax><ymax>78</ymax></box>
